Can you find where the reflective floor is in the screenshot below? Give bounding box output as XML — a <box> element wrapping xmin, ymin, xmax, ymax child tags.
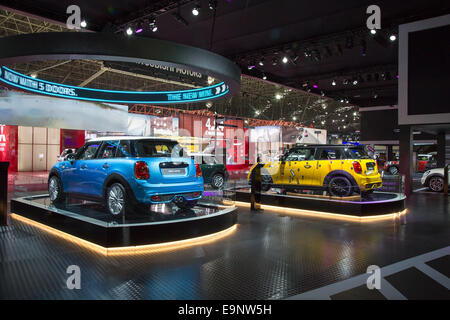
<box><xmin>236</xmin><ymin>188</ymin><xmax>404</xmax><ymax>203</ymax></box>
<box><xmin>19</xmin><ymin>195</ymin><xmax>230</xmax><ymax>225</ymax></box>
<box><xmin>1</xmin><ymin>189</ymin><xmax>449</xmax><ymax>299</ymax></box>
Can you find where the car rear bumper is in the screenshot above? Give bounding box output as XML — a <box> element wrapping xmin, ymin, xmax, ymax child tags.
<box><xmin>132</xmin><ymin>180</ymin><xmax>204</xmax><ymax>204</ymax></box>
<box><xmin>358</xmin><ymin>176</ymin><xmax>383</xmax><ymax>191</ymax></box>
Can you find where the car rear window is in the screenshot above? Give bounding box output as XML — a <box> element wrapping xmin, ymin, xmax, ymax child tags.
<box><xmin>344</xmin><ymin>147</ymin><xmax>371</xmax><ymax>159</ymax></box>
<box><xmin>134</xmin><ymin>140</ymin><xmax>184</xmax><ymax>157</ymax></box>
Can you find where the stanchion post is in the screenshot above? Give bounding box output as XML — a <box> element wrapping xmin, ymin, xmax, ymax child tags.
<box><xmin>444</xmin><ymin>163</ymin><xmax>449</xmax><ymax>196</ymax></box>
<box><xmin>250</xmin><ymin>165</ymin><xmax>261</xmax><ymax>211</ymax></box>
<box><xmin>0</xmin><ymin>161</ymin><xmax>9</xmax><ymax>226</ymax></box>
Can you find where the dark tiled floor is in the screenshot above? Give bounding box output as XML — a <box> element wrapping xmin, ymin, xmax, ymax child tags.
<box><xmin>330</xmin><ymin>285</ymin><xmax>387</xmax><ymax>300</ymax></box>
<box><xmin>426</xmin><ymin>255</ymin><xmax>450</xmax><ymax>278</ymax></box>
<box><xmin>1</xmin><ymin>190</ymin><xmax>449</xmax><ymax>299</ymax></box>
<box><xmin>385</xmin><ymin>267</ymin><xmax>450</xmax><ymax>300</ymax></box>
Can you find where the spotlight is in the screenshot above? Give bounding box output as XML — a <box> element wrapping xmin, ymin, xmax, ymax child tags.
<box><xmin>352</xmin><ymin>78</ymin><xmax>358</xmax><ymax>85</ymax></box>
<box><xmin>343</xmin><ymin>79</ymin><xmax>349</xmax><ymax>85</ymax></box>
<box><xmin>126</xmin><ymin>27</ymin><xmax>133</xmax><ymax>35</ymax></box>
<box><xmin>321</xmin><ymin>91</ymin><xmax>325</xmax><ymax>97</ymax></box>
<box><xmin>282</xmin><ymin>56</ymin><xmax>288</xmax><ymax>64</ymax></box>
<box><xmin>80</xmin><ymin>20</ymin><xmax>87</xmax><ymax>28</ymax></box>
<box><xmin>208</xmin><ymin>0</ymin><xmax>217</xmax><ymax>10</ymax></box>
<box><xmin>192</xmin><ymin>4</ymin><xmax>200</xmax><ymax>16</ymax></box>
<box><xmin>321</xmin><ymin>121</ymin><xmax>325</xmax><ymax>125</ymax></box>
<box><xmin>370</xmin><ymin>29</ymin><xmax>377</xmax><ymax>35</ymax></box>
<box><xmin>389</xmin><ymin>34</ymin><xmax>397</xmax><ymax>41</ymax></box>
<box><xmin>275</xmin><ymin>93</ymin><xmax>282</xmax><ymax>100</ymax></box>
<box><xmin>149</xmin><ymin>19</ymin><xmax>158</xmax><ymax>32</ymax></box>
<box><xmin>30</xmin><ymin>73</ymin><xmax>37</xmax><ymax>78</ymax></box>
<box><xmin>331</xmin><ymin>80</ymin><xmax>336</xmax><ymax>86</ymax></box>
<box><xmin>293</xmin><ymin>116</ymin><xmax>297</xmax><ymax>121</ymax></box>
<box><xmin>258</xmin><ymin>58</ymin><xmax>265</xmax><ymax>66</ymax></box>
<box><xmin>353</xmin><ymin>112</ymin><xmax>357</xmax><ymax>116</ymax></box>
<box><xmin>272</xmin><ymin>57</ymin><xmax>278</xmax><ymax>66</ymax></box>
<box><xmin>262</xmin><ymin>74</ymin><xmax>267</xmax><ymax>80</ymax></box>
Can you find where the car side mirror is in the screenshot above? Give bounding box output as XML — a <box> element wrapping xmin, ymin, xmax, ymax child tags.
<box><xmin>65</xmin><ymin>153</ymin><xmax>76</xmax><ymax>163</ymax></box>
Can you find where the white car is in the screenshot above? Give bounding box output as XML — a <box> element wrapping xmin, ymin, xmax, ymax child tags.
<box><xmin>421</xmin><ymin>167</ymin><xmax>450</xmax><ymax>192</ymax></box>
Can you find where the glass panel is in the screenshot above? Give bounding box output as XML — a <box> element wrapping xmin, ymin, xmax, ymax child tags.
<box><xmin>285</xmin><ymin>147</ymin><xmax>316</xmax><ymax>161</ymax></box>
<box><xmin>134</xmin><ymin>139</ymin><xmax>182</xmax><ymax>157</ymax></box>
<box><xmin>78</xmin><ymin>142</ymin><xmax>101</xmax><ymax>160</ymax></box>
<box><xmin>116</xmin><ymin>140</ymin><xmax>132</xmax><ymax>157</ymax></box>
<box><xmin>98</xmin><ymin>141</ymin><xmax>118</xmax><ymax>159</ymax></box>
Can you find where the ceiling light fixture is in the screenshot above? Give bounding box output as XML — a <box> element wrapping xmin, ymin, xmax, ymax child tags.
<box><xmin>192</xmin><ymin>4</ymin><xmax>200</xmax><ymax>16</ymax></box>
<box><xmin>80</xmin><ymin>20</ymin><xmax>87</xmax><ymax>28</ymax></box>
<box><xmin>389</xmin><ymin>34</ymin><xmax>397</xmax><ymax>41</ymax></box>
<box><xmin>282</xmin><ymin>56</ymin><xmax>288</xmax><ymax>64</ymax></box>
<box><xmin>126</xmin><ymin>27</ymin><xmax>133</xmax><ymax>35</ymax></box>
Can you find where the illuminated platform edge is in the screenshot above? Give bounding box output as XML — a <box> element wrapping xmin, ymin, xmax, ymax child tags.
<box><xmin>10</xmin><ymin>197</ymin><xmax>238</xmax><ymax>249</ymax></box>
<box><xmin>235</xmin><ymin>190</ymin><xmax>406</xmax><ymax>218</ymax></box>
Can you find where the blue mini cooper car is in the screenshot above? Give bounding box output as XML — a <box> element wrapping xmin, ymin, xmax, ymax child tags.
<box><xmin>48</xmin><ymin>137</ymin><xmax>204</xmax><ymax>216</ymax></box>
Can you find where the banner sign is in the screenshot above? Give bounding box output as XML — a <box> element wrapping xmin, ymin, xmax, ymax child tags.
<box><xmin>0</xmin><ymin>66</ymin><xmax>229</xmax><ymax>104</ymax></box>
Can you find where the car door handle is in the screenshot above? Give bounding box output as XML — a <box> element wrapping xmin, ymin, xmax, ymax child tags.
<box><xmin>102</xmin><ymin>163</ymin><xmax>110</xmax><ymax>169</ymax></box>
<box><xmin>80</xmin><ymin>165</ymin><xmax>88</xmax><ymax>169</ymax></box>
<box><xmin>304</xmin><ymin>165</ymin><xmax>312</xmax><ymax>169</ymax></box>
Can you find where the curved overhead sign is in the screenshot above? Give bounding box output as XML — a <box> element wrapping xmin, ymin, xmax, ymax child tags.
<box><xmin>0</xmin><ymin>66</ymin><xmax>229</xmax><ymax>104</ymax></box>
<box><xmin>0</xmin><ymin>32</ymin><xmax>241</xmax><ymax>104</ymax></box>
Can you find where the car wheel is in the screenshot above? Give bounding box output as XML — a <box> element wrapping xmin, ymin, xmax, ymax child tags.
<box><xmin>261</xmin><ymin>174</ymin><xmax>272</xmax><ymax>191</ymax></box>
<box><xmin>428</xmin><ymin>176</ymin><xmax>444</xmax><ymax>192</ymax></box>
<box><xmin>249</xmin><ymin>167</ymin><xmax>272</xmax><ymax>191</ymax></box>
<box><xmin>211</xmin><ymin>173</ymin><xmax>225</xmax><ymax>189</ymax></box>
<box><xmin>388</xmin><ymin>166</ymin><xmax>399</xmax><ymax>175</ymax></box>
<box><xmin>106</xmin><ymin>183</ymin><xmax>127</xmax><ymax>216</ymax></box>
<box><xmin>328</xmin><ymin>176</ymin><xmax>353</xmax><ymax>197</ymax></box>
<box><xmin>48</xmin><ymin>175</ymin><xmax>65</xmax><ymax>203</ymax></box>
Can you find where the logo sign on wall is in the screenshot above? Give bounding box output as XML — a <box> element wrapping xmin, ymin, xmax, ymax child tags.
<box><xmin>0</xmin><ymin>66</ymin><xmax>229</xmax><ymax>104</ymax></box>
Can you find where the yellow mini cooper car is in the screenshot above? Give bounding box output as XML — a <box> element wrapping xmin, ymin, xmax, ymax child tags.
<box><xmin>248</xmin><ymin>144</ymin><xmax>382</xmax><ymax>196</ymax></box>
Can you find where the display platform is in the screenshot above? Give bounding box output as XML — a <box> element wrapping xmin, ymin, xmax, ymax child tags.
<box><xmin>235</xmin><ymin>189</ymin><xmax>406</xmax><ymax>219</ymax></box>
<box><xmin>10</xmin><ymin>195</ymin><xmax>237</xmax><ymax>253</ymax></box>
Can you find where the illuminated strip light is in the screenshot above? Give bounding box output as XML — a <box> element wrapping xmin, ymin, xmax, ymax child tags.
<box><xmin>234</xmin><ymin>201</ymin><xmax>407</xmax><ymax>223</ymax></box>
<box><xmin>0</xmin><ymin>66</ymin><xmax>229</xmax><ymax>104</ymax></box>
<box><xmin>10</xmin><ymin>213</ymin><xmax>237</xmax><ymax>256</ymax></box>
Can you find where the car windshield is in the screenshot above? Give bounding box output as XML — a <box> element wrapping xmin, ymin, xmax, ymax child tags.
<box><xmin>345</xmin><ymin>147</ymin><xmax>371</xmax><ymax>159</ymax></box>
<box><xmin>134</xmin><ymin>140</ymin><xmax>183</xmax><ymax>157</ymax></box>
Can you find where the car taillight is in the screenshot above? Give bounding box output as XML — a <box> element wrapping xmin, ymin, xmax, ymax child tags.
<box><xmin>151</xmin><ymin>195</ymin><xmax>161</xmax><ymax>202</ymax></box>
<box><xmin>193</xmin><ymin>192</ymin><xmax>201</xmax><ymax>197</ymax></box>
<box><xmin>135</xmin><ymin>161</ymin><xmax>149</xmax><ymax>180</ymax></box>
<box><xmin>353</xmin><ymin>161</ymin><xmax>363</xmax><ymax>174</ymax></box>
<box><xmin>195</xmin><ymin>163</ymin><xmax>202</xmax><ymax>177</ymax></box>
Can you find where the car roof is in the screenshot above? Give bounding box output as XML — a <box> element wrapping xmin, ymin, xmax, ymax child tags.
<box><xmin>87</xmin><ymin>136</ymin><xmax>177</xmax><ymax>143</ymax></box>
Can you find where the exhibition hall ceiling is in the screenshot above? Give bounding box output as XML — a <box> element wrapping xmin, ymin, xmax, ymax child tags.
<box><xmin>2</xmin><ymin>0</ymin><xmax>448</xmax><ymax>109</ymax></box>
<box><xmin>0</xmin><ymin>7</ymin><xmax>360</xmax><ymax>136</ymax></box>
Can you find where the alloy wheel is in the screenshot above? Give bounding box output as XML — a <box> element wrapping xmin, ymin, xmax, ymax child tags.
<box><xmin>49</xmin><ymin>177</ymin><xmax>59</xmax><ymax>201</ymax></box>
<box><xmin>108</xmin><ymin>185</ymin><xmax>124</xmax><ymax>215</ymax></box>
<box><xmin>330</xmin><ymin>177</ymin><xmax>352</xmax><ymax>197</ymax></box>
<box><xmin>212</xmin><ymin>174</ymin><xmax>224</xmax><ymax>189</ymax></box>
<box><xmin>429</xmin><ymin>177</ymin><xmax>444</xmax><ymax>192</ymax></box>
<box><xmin>389</xmin><ymin>166</ymin><xmax>399</xmax><ymax>175</ymax></box>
